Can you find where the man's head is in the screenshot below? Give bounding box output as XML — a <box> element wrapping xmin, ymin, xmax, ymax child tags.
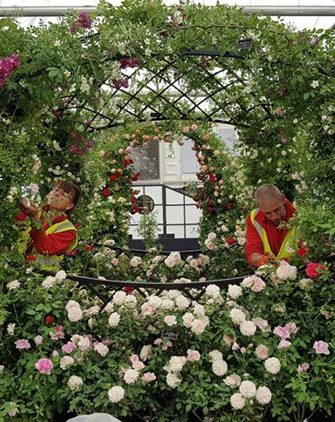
<box><xmin>47</xmin><ymin>181</ymin><xmax>81</xmax><ymax>216</ymax></box>
<box><xmin>254</xmin><ymin>184</ymin><xmax>286</xmax><ymax>226</ymax></box>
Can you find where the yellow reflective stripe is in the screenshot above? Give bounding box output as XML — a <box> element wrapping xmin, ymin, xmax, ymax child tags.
<box><xmin>250</xmin><ymin>209</ymin><xmax>273</xmax><ymax>255</ymax></box>
<box><xmin>45</xmin><ymin>220</ymin><xmax>78</xmax><ymax>252</ymax></box>
<box><xmin>277</xmin><ymin>227</ymin><xmax>296</xmax><ymax>259</ymax></box>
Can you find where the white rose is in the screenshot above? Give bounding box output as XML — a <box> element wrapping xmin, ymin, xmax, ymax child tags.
<box><xmin>212</xmin><ymin>360</ymin><xmax>228</xmax><ymax>376</ymax></box>
<box><xmin>108</xmin><ymin>386</ymin><xmax>125</xmax><ymax>403</ymax></box>
<box><xmin>166</xmin><ymin>356</ymin><xmax>187</xmax><ymax>373</ymax></box>
<box><xmin>68</xmin><ymin>307</ymin><xmax>83</xmax><ymax>322</ymax></box>
<box><xmin>191</xmin><ymin>318</ymin><xmax>207</xmax><ymax>335</ymax></box>
<box><xmin>205</xmin><ymin>284</ymin><xmax>221</xmax><ymax>298</ymax></box>
<box><xmin>230</xmin><ymin>393</ymin><xmax>245</xmax><ymax>409</ymax></box>
<box><xmin>182</xmin><ymin>313</ymin><xmax>194</xmax><ymax>328</ymax></box>
<box><xmin>276</xmin><ymin>261</ymin><xmax>297</xmax><ymax>281</ymax></box>
<box><xmin>124</xmin><ymin>368</ymin><xmax>139</xmax><ymax>384</ymax></box>
<box><xmin>240</xmin><ymin>320</ymin><xmax>257</xmax><ymax>337</ymax></box>
<box><xmin>60</xmin><ymin>356</ymin><xmax>74</xmax><ymax>370</ymax></box>
<box><xmin>227</xmin><ymin>284</ymin><xmax>242</xmax><ymax>300</ymax></box>
<box><xmin>108</xmin><ymin>312</ymin><xmax>120</xmax><ymax>327</ymax></box>
<box><xmin>6</xmin><ymin>280</ymin><xmax>21</xmax><ymax>290</ymax></box>
<box><xmin>224</xmin><ymin>374</ymin><xmax>241</xmax><ymax>388</ymax></box>
<box><xmin>230</xmin><ymin>308</ymin><xmax>246</xmax><ymax>325</ymax></box>
<box><xmin>112</xmin><ymin>291</ymin><xmax>127</xmax><ymax>305</ymax></box>
<box><xmin>130</xmin><ymin>256</ymin><xmax>142</xmax><ymax>267</ymax></box>
<box><xmin>166</xmin><ymin>372</ymin><xmax>181</xmax><ymax>389</ymax></box>
<box><xmin>209</xmin><ymin>350</ymin><xmax>223</xmax><ymax>361</ymax></box>
<box><xmin>255</xmin><ymin>386</ymin><xmax>272</xmax><ymax>405</ymax></box>
<box><xmin>175</xmin><ymin>295</ymin><xmax>190</xmax><ymax>310</ymax></box>
<box><xmin>42</xmin><ymin>276</ymin><xmax>56</xmax><ymax>289</ymax></box>
<box><xmin>55</xmin><ymin>270</ymin><xmax>67</xmax><ymax>281</ymax></box>
<box><xmin>94</xmin><ymin>343</ymin><xmax>109</xmax><ymax>357</ymax></box>
<box><xmin>239</xmin><ymin>380</ymin><xmax>257</xmax><ymax>398</ymax></box>
<box><xmin>67</xmin><ymin>375</ymin><xmax>83</xmax><ymax>391</ymax></box>
<box><xmin>164</xmin><ymin>315</ymin><xmax>177</xmax><ymax>326</ymax></box>
<box><xmin>264</xmin><ymin>357</ymin><xmax>281</xmax><ymax>374</ymax></box>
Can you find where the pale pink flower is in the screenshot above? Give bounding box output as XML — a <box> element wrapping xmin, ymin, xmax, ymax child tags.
<box><xmin>67</xmin><ymin>375</ymin><xmax>84</xmax><ymax>391</ymax></box>
<box><xmin>240</xmin><ymin>320</ymin><xmax>256</xmax><ymax>337</ymax></box>
<box><xmin>227</xmin><ymin>284</ymin><xmax>242</xmax><ymax>299</ymax></box>
<box><xmin>141</xmin><ymin>372</ymin><xmax>156</xmax><ymax>383</ymax></box>
<box><xmin>62</xmin><ymin>341</ymin><xmax>75</xmax><ymax>353</ymax></box>
<box><xmin>251</xmin><ymin>277</ymin><xmax>266</xmax><ymax>292</ymax></box>
<box><xmin>264</xmin><ymin>357</ymin><xmax>281</xmax><ymax>374</ymax></box>
<box><xmin>35</xmin><ymin>358</ymin><xmax>53</xmax><ymax>374</ymax></box>
<box><xmin>50</xmin><ymin>325</ymin><xmax>65</xmax><ymax>340</ymax></box>
<box><xmin>255</xmin><ymin>386</ymin><xmax>272</xmax><ymax>405</ymax></box>
<box><xmin>124</xmin><ymin>368</ymin><xmax>139</xmax><ymax>384</ymax></box>
<box><xmin>313</xmin><ymin>340</ymin><xmax>330</xmax><ymax>355</ymax></box>
<box><xmin>273</xmin><ymin>326</ymin><xmax>290</xmax><ymax>339</ymax></box>
<box><xmin>166</xmin><ymin>372</ymin><xmax>181</xmax><ymax>388</ymax></box>
<box><xmin>278</xmin><ymin>340</ymin><xmax>292</xmax><ymax>349</ymax></box>
<box><xmin>140</xmin><ymin>345</ymin><xmax>152</xmax><ymax>361</ymax></box>
<box><xmin>15</xmin><ymin>339</ymin><xmax>31</xmax><ymax>350</ymax></box>
<box><xmin>182</xmin><ymin>312</ymin><xmax>194</xmax><ymax>328</ymax></box>
<box><xmin>224</xmin><ymin>374</ymin><xmax>241</xmax><ymax>388</ymax></box>
<box><xmin>239</xmin><ymin>380</ymin><xmax>256</xmax><ymax>398</ymax></box>
<box><xmin>60</xmin><ymin>356</ymin><xmax>74</xmax><ymax>370</ymax></box>
<box><xmin>212</xmin><ymin>360</ymin><xmax>228</xmax><ymax>376</ymax></box>
<box><xmin>285</xmin><ymin>322</ymin><xmax>298</xmax><ymax>335</ymax></box>
<box><xmin>108</xmin><ymin>386</ymin><xmax>125</xmax><ymax>403</ymax></box>
<box><xmin>230</xmin><ymin>393</ymin><xmax>245</xmax><ymax>409</ymax></box>
<box><xmin>297</xmin><ymin>362</ymin><xmax>310</xmax><ymax>373</ymax></box>
<box><xmin>190</xmin><ymin>318</ymin><xmax>207</xmax><ymax>335</ymax></box>
<box><xmin>186</xmin><ymin>349</ymin><xmax>201</xmax><ymax>362</ymax></box>
<box><xmin>164</xmin><ymin>315</ymin><xmax>177</xmax><ymax>326</ymax></box>
<box><xmin>94</xmin><ymin>342</ymin><xmax>109</xmax><ymax>357</ymax></box>
<box><xmin>108</xmin><ymin>312</ymin><xmax>120</xmax><ymax>327</ymax></box>
<box><xmin>34</xmin><ymin>335</ymin><xmax>43</xmax><ymax>346</ymax></box>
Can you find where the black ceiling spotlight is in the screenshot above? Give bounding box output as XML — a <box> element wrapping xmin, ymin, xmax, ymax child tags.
<box><xmin>237</xmin><ymin>38</ymin><xmax>252</xmax><ymax>50</ymax></box>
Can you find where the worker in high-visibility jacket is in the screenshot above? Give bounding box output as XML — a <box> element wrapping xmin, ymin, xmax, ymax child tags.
<box><xmin>245</xmin><ymin>184</ymin><xmax>296</xmax><ymax>268</ymax></box>
<box><xmin>17</xmin><ymin>180</ymin><xmax>80</xmax><ymax>271</ymax></box>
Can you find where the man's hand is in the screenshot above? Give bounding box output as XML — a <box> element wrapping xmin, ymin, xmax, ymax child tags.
<box><xmin>19</xmin><ymin>198</ymin><xmax>39</xmax><ymax>219</ymax></box>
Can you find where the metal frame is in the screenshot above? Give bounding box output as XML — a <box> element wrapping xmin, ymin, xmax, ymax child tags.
<box><xmin>1</xmin><ymin>5</ymin><xmax>335</xmax><ymax>17</ymax></box>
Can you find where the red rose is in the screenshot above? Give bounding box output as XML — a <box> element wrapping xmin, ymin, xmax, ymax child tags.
<box><xmin>124</xmin><ymin>286</ymin><xmax>135</xmax><ymax>294</ymax></box>
<box><xmin>102</xmin><ymin>187</ymin><xmax>111</xmax><ymax>197</ymax></box>
<box><xmin>85</xmin><ymin>244</ymin><xmax>94</xmax><ymax>252</ymax></box>
<box><xmin>226</xmin><ymin>237</ymin><xmax>236</xmax><ymax>246</ymax></box>
<box><xmin>109</xmin><ymin>174</ymin><xmax>120</xmax><ymax>181</ymax></box>
<box><xmin>297</xmin><ymin>247</ymin><xmax>309</xmax><ymax>257</ymax></box>
<box><xmin>26</xmin><ymin>254</ymin><xmax>36</xmax><ymax>262</ymax></box>
<box><xmin>16</xmin><ymin>212</ymin><xmax>27</xmax><ymax>222</ymax></box>
<box><xmin>44</xmin><ymin>314</ymin><xmax>54</xmax><ymax>325</ymax></box>
<box><xmin>132</xmin><ymin>172</ymin><xmax>140</xmax><ymax>181</ymax></box>
<box><xmin>305</xmin><ymin>262</ymin><xmax>326</xmax><ymax>278</ymax></box>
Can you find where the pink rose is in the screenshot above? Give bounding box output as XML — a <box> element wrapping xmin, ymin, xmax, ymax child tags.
<box><xmin>15</xmin><ymin>339</ymin><xmax>31</xmax><ymax>350</ymax></box>
<box><xmin>313</xmin><ymin>340</ymin><xmax>330</xmax><ymax>355</ymax></box>
<box><xmin>35</xmin><ymin>358</ymin><xmax>53</xmax><ymax>375</ymax></box>
<box><xmin>297</xmin><ymin>362</ymin><xmax>310</xmax><ymax>373</ymax></box>
<box><xmin>62</xmin><ymin>341</ymin><xmax>75</xmax><ymax>353</ymax></box>
<box><xmin>306</xmin><ymin>262</ymin><xmax>325</xmax><ymax>278</ymax></box>
<box><xmin>273</xmin><ymin>326</ymin><xmax>290</xmax><ymax>339</ymax></box>
<box><xmin>278</xmin><ymin>340</ymin><xmax>291</xmax><ymax>349</ymax></box>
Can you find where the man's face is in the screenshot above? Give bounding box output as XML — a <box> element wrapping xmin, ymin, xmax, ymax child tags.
<box><xmin>48</xmin><ymin>186</ymin><xmax>74</xmax><ymax>212</ymax></box>
<box><xmin>258</xmin><ymin>197</ymin><xmax>286</xmax><ymax>226</ymax></box>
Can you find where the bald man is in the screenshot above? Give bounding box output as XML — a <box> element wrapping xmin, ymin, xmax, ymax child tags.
<box><xmin>245</xmin><ymin>184</ymin><xmax>297</xmax><ymax>267</ymax></box>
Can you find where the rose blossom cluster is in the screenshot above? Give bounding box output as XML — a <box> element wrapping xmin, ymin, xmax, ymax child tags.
<box><xmin>209</xmin><ymin>350</ymin><xmax>228</xmax><ymax>377</ymax></box>
<box><xmin>241</xmin><ymin>275</ymin><xmax>266</xmax><ymax>292</ymax></box>
<box><xmin>229</xmin><ymin>308</ymin><xmax>257</xmax><ymax>337</ymax></box>
<box><xmin>164</xmin><ymin>251</ymin><xmax>182</xmax><ymax>268</ymax></box>
<box><xmin>65</xmin><ymin>300</ymin><xmax>83</xmax><ymax>322</ymax></box>
<box><xmin>204</xmin><ymin>232</ymin><xmax>217</xmax><ymax>250</ymax></box>
<box><xmin>275</xmin><ymin>261</ymin><xmax>297</xmax><ymax>281</ymax></box>
<box><xmin>230</xmin><ymin>380</ymin><xmax>272</xmax><ymax>410</ymax></box>
<box><xmin>273</xmin><ymin>322</ymin><xmax>298</xmax><ymax>349</ymax></box>
<box><xmin>0</xmin><ymin>53</ymin><xmax>20</xmax><ymax>88</ymax></box>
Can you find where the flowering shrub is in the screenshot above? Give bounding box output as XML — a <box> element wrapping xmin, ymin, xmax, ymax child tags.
<box><xmin>1</xmin><ymin>260</ymin><xmax>334</xmax><ymax>421</ymax></box>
